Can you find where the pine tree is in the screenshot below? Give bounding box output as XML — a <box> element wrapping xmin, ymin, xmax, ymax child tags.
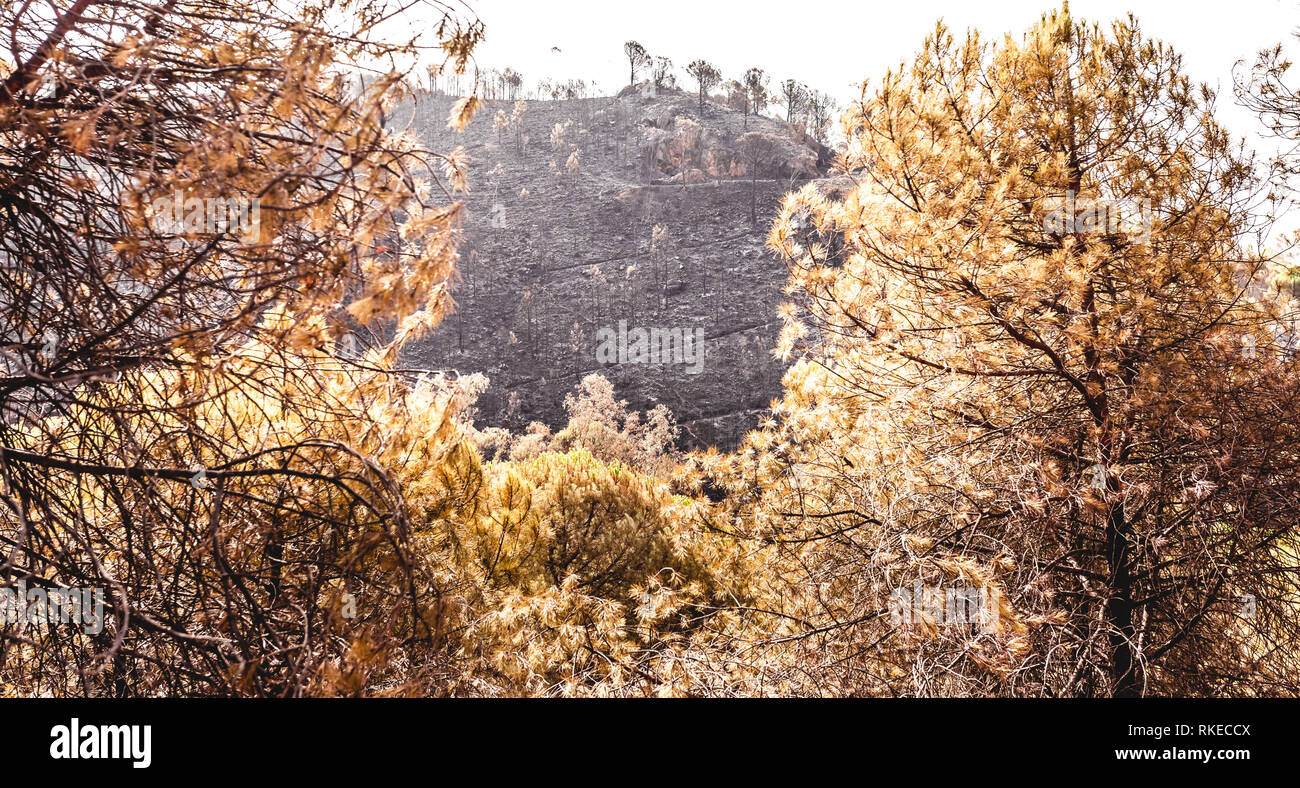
<box><xmin>729</xmin><ymin>8</ymin><xmax>1300</xmax><ymax>697</ymax></box>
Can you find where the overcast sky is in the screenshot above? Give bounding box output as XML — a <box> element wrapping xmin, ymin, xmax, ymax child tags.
<box><xmin>449</xmin><ymin>0</ymin><xmax>1297</xmax><ymax>142</ymax></box>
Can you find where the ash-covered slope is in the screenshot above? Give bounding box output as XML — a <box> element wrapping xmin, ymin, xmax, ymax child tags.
<box><xmin>395</xmin><ymin>87</ymin><xmax>826</xmax><ymax>448</ymax></box>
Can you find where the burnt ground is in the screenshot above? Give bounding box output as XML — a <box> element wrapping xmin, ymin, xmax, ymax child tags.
<box><xmin>394</xmin><ymin>88</ymin><xmax>825</xmax><ymax>449</ymax></box>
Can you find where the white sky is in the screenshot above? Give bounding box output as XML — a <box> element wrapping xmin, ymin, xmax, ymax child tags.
<box><xmin>452</xmin><ymin>0</ymin><xmax>1298</xmax><ymax>142</ymax></box>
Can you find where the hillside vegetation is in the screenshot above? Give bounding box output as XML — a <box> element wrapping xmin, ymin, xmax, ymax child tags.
<box><xmin>3</xmin><ymin>1</ymin><xmax>1300</xmax><ymax>698</ymax></box>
